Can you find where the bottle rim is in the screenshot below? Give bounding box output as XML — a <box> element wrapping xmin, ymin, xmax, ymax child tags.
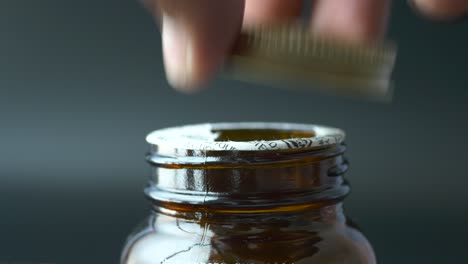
<box><xmin>146</xmin><ymin>122</ymin><xmax>345</xmax><ymax>152</ymax></box>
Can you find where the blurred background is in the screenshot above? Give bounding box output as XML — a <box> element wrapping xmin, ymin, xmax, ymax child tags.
<box><xmin>1</xmin><ymin>1</ymin><xmax>467</xmax><ymax>263</ymax></box>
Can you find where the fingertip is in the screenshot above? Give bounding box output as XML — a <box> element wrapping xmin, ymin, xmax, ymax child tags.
<box><xmin>310</xmin><ymin>0</ymin><xmax>391</xmax><ymax>44</ymax></box>
<box><xmin>243</xmin><ymin>0</ymin><xmax>303</xmax><ymax>27</ymax></box>
<box><xmin>410</xmin><ymin>0</ymin><xmax>468</xmax><ymax>21</ymax></box>
<box><xmin>158</xmin><ymin>0</ymin><xmax>245</xmax><ymax>93</ymax></box>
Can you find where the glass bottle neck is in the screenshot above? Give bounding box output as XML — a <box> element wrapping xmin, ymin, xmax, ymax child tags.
<box><xmin>145</xmin><ymin>144</ymin><xmax>349</xmax><ymax>214</ymax></box>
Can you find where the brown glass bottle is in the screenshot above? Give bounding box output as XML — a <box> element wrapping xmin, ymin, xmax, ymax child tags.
<box><xmin>121</xmin><ymin>123</ymin><xmax>376</xmax><ymax>264</ymax></box>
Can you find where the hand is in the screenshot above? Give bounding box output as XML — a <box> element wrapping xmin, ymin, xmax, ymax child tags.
<box><xmin>142</xmin><ymin>0</ymin><xmax>468</xmax><ymax>93</ymax></box>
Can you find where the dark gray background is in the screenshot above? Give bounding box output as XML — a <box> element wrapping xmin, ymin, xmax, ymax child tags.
<box><xmin>1</xmin><ymin>1</ymin><xmax>467</xmax><ymax>263</ymax></box>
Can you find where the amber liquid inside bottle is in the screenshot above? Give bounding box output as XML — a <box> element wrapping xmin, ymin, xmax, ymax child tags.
<box><xmin>121</xmin><ymin>124</ymin><xmax>376</xmax><ymax>264</ymax></box>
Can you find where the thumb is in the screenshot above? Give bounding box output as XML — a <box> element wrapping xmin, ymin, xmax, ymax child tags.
<box><xmin>153</xmin><ymin>0</ymin><xmax>245</xmax><ymax>92</ymax></box>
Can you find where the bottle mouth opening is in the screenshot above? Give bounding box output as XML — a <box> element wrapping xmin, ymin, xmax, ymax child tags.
<box><xmin>146</xmin><ymin>122</ymin><xmax>345</xmax><ymax>153</ymax></box>
<box><xmin>211</xmin><ymin>128</ymin><xmax>316</xmax><ymax>142</ymax></box>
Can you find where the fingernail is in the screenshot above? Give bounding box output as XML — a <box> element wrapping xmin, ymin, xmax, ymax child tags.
<box><xmin>161</xmin><ymin>15</ymin><xmax>194</xmax><ymax>92</ymax></box>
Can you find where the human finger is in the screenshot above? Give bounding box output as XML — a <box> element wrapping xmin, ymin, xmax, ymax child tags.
<box><xmin>243</xmin><ymin>0</ymin><xmax>303</xmax><ymax>26</ymax></box>
<box><xmin>410</xmin><ymin>0</ymin><xmax>468</xmax><ymax>20</ymax></box>
<box><xmin>154</xmin><ymin>0</ymin><xmax>245</xmax><ymax>92</ymax></box>
<box><xmin>310</xmin><ymin>0</ymin><xmax>391</xmax><ymax>43</ymax></box>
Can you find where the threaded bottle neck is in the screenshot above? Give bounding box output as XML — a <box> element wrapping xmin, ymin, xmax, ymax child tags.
<box><xmin>145</xmin><ymin>123</ymin><xmax>349</xmax><ymax>213</ymax></box>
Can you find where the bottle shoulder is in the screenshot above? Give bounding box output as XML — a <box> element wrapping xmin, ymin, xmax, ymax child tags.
<box><xmin>122</xmin><ymin>215</ymin><xmax>375</xmax><ymax>264</ymax></box>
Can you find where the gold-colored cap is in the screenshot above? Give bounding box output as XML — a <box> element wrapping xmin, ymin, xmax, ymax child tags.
<box><xmin>224</xmin><ymin>24</ymin><xmax>397</xmax><ymax>101</ymax></box>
